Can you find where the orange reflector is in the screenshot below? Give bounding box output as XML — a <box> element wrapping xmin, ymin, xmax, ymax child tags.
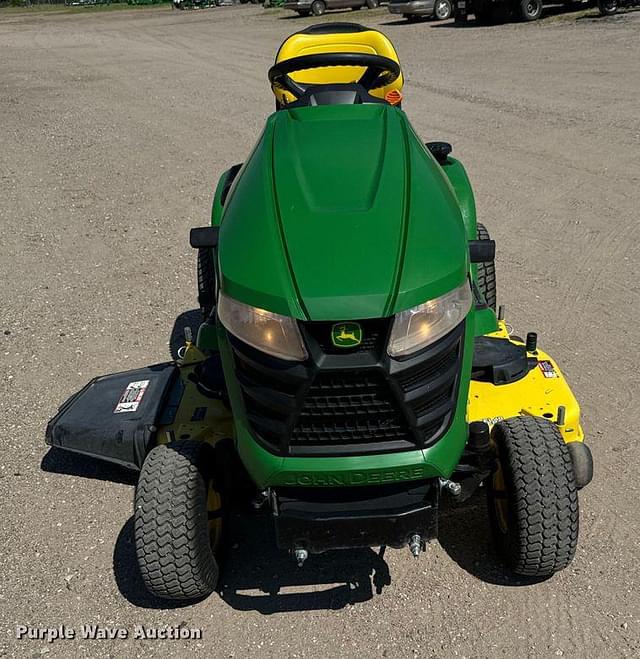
<box><xmin>385</xmin><ymin>90</ymin><xmax>403</xmax><ymax>106</ymax></box>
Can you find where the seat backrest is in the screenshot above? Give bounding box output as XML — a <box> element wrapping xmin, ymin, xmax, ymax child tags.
<box><xmin>273</xmin><ymin>23</ymin><xmax>404</xmax><ymax>106</ymax></box>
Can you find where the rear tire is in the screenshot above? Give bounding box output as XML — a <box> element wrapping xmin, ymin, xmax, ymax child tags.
<box><xmin>311</xmin><ymin>0</ymin><xmax>325</xmax><ymax>14</ymax></box>
<box><xmin>476</xmin><ymin>223</ymin><xmax>497</xmax><ymax>311</ymax></box>
<box><xmin>488</xmin><ymin>417</ymin><xmax>579</xmax><ymax>577</ymax></box>
<box><xmin>134</xmin><ymin>442</ymin><xmax>222</xmax><ymax>601</ymax></box>
<box><xmin>519</xmin><ymin>0</ymin><xmax>542</xmax><ymax>20</ymax></box>
<box><xmin>197</xmin><ymin>247</ymin><xmax>216</xmax><ymax>321</ymax></box>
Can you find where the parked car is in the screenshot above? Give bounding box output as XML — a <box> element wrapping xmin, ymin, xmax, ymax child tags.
<box><xmin>453</xmin><ymin>0</ymin><xmax>616</xmax><ymax>22</ymax></box>
<box><xmin>388</xmin><ymin>0</ymin><xmax>453</xmax><ymax>20</ymax></box>
<box><xmin>284</xmin><ymin>0</ymin><xmax>380</xmax><ymax>16</ymax></box>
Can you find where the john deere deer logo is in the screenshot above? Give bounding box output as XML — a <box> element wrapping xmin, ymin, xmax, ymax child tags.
<box><xmin>331</xmin><ymin>322</ymin><xmax>363</xmax><ymax>348</ymax></box>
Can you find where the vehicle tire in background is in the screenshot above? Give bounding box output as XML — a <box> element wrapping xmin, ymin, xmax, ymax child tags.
<box><xmin>311</xmin><ymin>0</ymin><xmax>326</xmax><ymax>13</ymax></box>
<box><xmin>488</xmin><ymin>416</ymin><xmax>579</xmax><ymax>577</ymax></box>
<box><xmin>134</xmin><ymin>442</ymin><xmax>223</xmax><ymax>601</ymax></box>
<box><xmin>519</xmin><ymin>0</ymin><xmax>542</xmax><ymax>20</ymax></box>
<box><xmin>476</xmin><ymin>223</ymin><xmax>497</xmax><ymax>311</ymax></box>
<box><xmin>366</xmin><ymin>0</ymin><xmax>380</xmax><ymax>7</ymax></box>
<box><xmin>597</xmin><ymin>0</ymin><xmax>618</xmax><ymax>13</ymax></box>
<box><xmin>434</xmin><ymin>0</ymin><xmax>452</xmax><ymax>19</ymax></box>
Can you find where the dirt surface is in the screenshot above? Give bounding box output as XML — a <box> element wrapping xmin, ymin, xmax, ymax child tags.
<box><xmin>1</xmin><ymin>4</ymin><xmax>639</xmax><ymax>658</ymax></box>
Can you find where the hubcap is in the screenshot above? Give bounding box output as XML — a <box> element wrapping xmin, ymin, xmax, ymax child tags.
<box><xmin>436</xmin><ymin>0</ymin><xmax>449</xmax><ymax>17</ymax></box>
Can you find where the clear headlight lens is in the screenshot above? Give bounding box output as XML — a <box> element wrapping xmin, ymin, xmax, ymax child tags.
<box><xmin>387</xmin><ymin>282</ymin><xmax>472</xmax><ymax>358</ymax></box>
<box><xmin>217</xmin><ymin>292</ymin><xmax>308</xmax><ymax>362</ymax></box>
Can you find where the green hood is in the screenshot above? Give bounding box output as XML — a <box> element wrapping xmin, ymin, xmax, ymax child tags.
<box><xmin>219</xmin><ymin>104</ymin><xmax>468</xmax><ymax>320</ymax></box>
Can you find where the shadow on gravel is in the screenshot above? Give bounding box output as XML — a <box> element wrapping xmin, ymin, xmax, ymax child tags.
<box><xmin>438</xmin><ymin>490</ymin><xmax>548</xmax><ymax>587</ymax></box>
<box><xmin>169</xmin><ymin>308</ymin><xmax>202</xmax><ymax>359</ymax></box>
<box><xmin>219</xmin><ymin>511</ymin><xmax>391</xmax><ymax>613</ymax></box>
<box><xmin>40</xmin><ymin>447</ymin><xmax>137</xmax><ymax>486</ymax></box>
<box><xmin>112</xmin><ymin>509</ymin><xmax>392</xmax><ymax>612</ymax></box>
<box><xmin>113</xmin><ymin>517</ymin><xmax>202</xmax><ymax>610</ymax></box>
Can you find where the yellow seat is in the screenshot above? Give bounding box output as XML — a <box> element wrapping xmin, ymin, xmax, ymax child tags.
<box><xmin>273</xmin><ymin>23</ymin><xmax>404</xmax><ymax>107</ymax></box>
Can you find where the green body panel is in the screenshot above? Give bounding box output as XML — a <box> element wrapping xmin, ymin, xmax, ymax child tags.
<box><xmin>437</xmin><ymin>156</ymin><xmax>499</xmax><ymax>335</ymax></box>
<box><xmin>219</xmin><ymin>324</ymin><xmax>474</xmax><ymax>489</ymax></box>
<box><xmin>218</xmin><ymin>104</ymin><xmax>468</xmax><ymax>321</ymax></box>
<box><xmin>440</xmin><ymin>157</ymin><xmax>477</xmax><ymax>241</ymax></box>
<box><xmin>211</xmin><ymin>166</ymin><xmax>238</xmax><ymax>227</ymax></box>
<box><xmin>196</xmin><ymin>319</ymin><xmax>218</xmax><ymax>352</ymax></box>
<box><xmin>207</xmin><ymin>103</ymin><xmax>494</xmax><ymax>488</ymax></box>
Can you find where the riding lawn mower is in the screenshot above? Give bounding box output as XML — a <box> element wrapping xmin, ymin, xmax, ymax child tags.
<box><xmin>46</xmin><ymin>23</ymin><xmax>593</xmax><ymax>601</ymax></box>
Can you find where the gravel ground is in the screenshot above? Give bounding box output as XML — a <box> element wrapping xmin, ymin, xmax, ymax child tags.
<box><xmin>1</xmin><ymin>4</ymin><xmax>639</xmax><ymax>658</ymax></box>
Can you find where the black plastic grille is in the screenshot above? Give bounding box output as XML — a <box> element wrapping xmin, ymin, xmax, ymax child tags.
<box><xmin>229</xmin><ymin>319</ymin><xmax>465</xmax><ymax>457</ymax></box>
<box><xmin>290</xmin><ymin>371</ymin><xmax>411</xmax><ymax>448</ymax></box>
<box><xmin>399</xmin><ymin>348</ymin><xmax>458</xmax><ymax>392</ymax></box>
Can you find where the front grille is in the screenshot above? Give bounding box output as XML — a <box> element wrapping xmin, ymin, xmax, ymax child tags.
<box><xmin>290</xmin><ymin>371</ymin><xmax>412</xmax><ymax>449</ymax></box>
<box><xmin>229</xmin><ymin>318</ymin><xmax>465</xmax><ymax>457</ymax></box>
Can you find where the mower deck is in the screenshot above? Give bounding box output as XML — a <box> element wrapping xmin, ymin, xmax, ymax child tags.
<box><xmin>468</xmin><ymin>321</ymin><xmax>584</xmax><ymax>443</ymax></box>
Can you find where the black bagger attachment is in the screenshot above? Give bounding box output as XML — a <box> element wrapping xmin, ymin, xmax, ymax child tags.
<box><xmin>45</xmin><ymin>362</ymin><xmax>178</xmax><ymax>471</ymax></box>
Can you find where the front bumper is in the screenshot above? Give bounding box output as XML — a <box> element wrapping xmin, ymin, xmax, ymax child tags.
<box><xmin>274</xmin><ymin>480</ymin><xmax>438</xmax><ymax>552</ymax></box>
<box><xmin>389</xmin><ymin>0</ymin><xmax>434</xmax><ymax>14</ymax></box>
<box><xmin>283</xmin><ymin>1</ymin><xmax>312</xmax><ymax>9</ymax></box>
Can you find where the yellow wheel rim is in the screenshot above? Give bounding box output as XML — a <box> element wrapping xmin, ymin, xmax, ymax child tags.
<box><xmin>206</xmin><ymin>480</ymin><xmax>223</xmax><ymax>552</ymax></box>
<box><xmin>492</xmin><ymin>466</ymin><xmax>509</xmax><ymax>535</ymax></box>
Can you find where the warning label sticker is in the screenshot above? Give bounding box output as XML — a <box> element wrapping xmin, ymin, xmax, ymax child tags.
<box><xmin>114</xmin><ymin>380</ymin><xmax>150</xmax><ymax>413</ymax></box>
<box><xmin>538</xmin><ymin>360</ymin><xmax>559</xmax><ymax>379</ymax></box>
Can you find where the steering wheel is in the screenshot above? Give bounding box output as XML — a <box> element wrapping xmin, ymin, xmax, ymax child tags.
<box><xmin>268</xmin><ymin>53</ymin><xmax>401</xmax><ymax>100</ymax></box>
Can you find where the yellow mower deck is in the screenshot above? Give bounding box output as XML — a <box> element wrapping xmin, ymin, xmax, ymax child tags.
<box><xmin>467</xmin><ymin>321</ymin><xmax>584</xmax><ymax>444</ymax></box>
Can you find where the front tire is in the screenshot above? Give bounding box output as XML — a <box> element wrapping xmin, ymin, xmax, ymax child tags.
<box><xmin>311</xmin><ymin>0</ymin><xmax>325</xmax><ymax>14</ymax></box>
<box><xmin>488</xmin><ymin>417</ymin><xmax>579</xmax><ymax>577</ymax></box>
<box><xmin>134</xmin><ymin>442</ymin><xmax>223</xmax><ymax>601</ymax></box>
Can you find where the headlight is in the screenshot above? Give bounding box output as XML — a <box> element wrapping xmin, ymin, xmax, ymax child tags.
<box><xmin>387</xmin><ymin>282</ymin><xmax>472</xmax><ymax>358</ymax></box>
<box><xmin>217</xmin><ymin>292</ymin><xmax>308</xmax><ymax>362</ymax></box>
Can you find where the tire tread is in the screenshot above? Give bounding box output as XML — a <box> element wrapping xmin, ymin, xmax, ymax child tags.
<box><xmin>490</xmin><ymin>416</ymin><xmax>579</xmax><ymax>576</ymax></box>
<box><xmin>134</xmin><ymin>442</ymin><xmax>219</xmax><ymax>601</ymax></box>
<box><xmin>476</xmin><ymin>222</ymin><xmax>497</xmax><ymax>311</ymax></box>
